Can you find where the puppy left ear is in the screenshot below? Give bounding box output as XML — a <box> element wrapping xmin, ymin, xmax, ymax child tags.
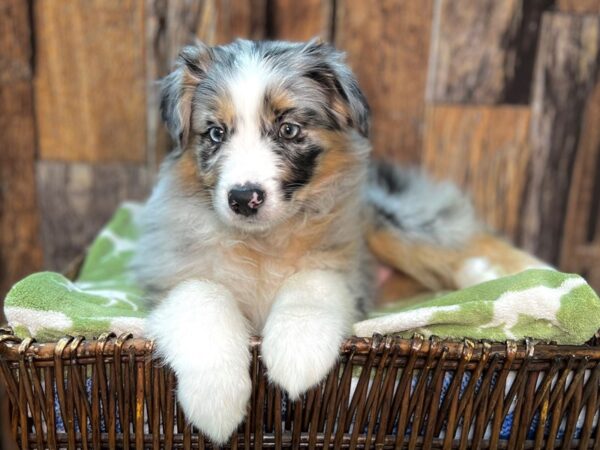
<box><xmin>302</xmin><ymin>40</ymin><xmax>371</xmax><ymax>138</ymax></box>
<box><xmin>161</xmin><ymin>43</ymin><xmax>214</xmax><ymax>150</ymax></box>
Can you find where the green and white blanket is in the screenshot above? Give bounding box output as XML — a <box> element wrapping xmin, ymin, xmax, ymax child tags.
<box><xmin>4</xmin><ymin>204</ymin><xmax>600</xmax><ymax>344</ymax></box>
<box><xmin>5</xmin><ymin>203</ymin><xmax>147</xmax><ymax>341</ymax></box>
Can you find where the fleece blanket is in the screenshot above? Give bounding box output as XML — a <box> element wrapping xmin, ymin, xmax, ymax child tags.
<box><xmin>4</xmin><ymin>203</ymin><xmax>600</xmax><ymax>344</ymax></box>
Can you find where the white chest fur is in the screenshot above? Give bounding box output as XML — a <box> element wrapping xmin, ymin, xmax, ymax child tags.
<box><xmin>133</xmin><ymin>168</ymin><xmax>367</xmax><ymax>332</ymax></box>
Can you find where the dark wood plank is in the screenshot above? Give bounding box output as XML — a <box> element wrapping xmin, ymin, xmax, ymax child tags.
<box><xmin>335</xmin><ymin>0</ymin><xmax>434</xmax><ymax>163</ymax></box>
<box><xmin>33</xmin><ymin>0</ymin><xmax>147</xmax><ymax>163</ymax></box>
<box><xmin>0</xmin><ymin>1</ymin><xmax>42</xmax><ymax>318</ymax></box>
<box><xmin>427</xmin><ymin>0</ymin><xmax>552</xmax><ymax>104</ymax></box>
<box><xmin>520</xmin><ymin>12</ymin><xmax>600</xmax><ymax>264</ymax></box>
<box><xmin>422</xmin><ymin>105</ymin><xmax>531</xmax><ymax>243</ymax></box>
<box><xmin>36</xmin><ymin>162</ymin><xmax>150</xmax><ymax>271</ymax></box>
<box><xmin>560</xmin><ymin>80</ymin><xmax>600</xmax><ymax>292</ymax></box>
<box><xmin>0</xmin><ymin>0</ymin><xmax>32</xmax><ymax>83</ymax></box>
<box><xmin>209</xmin><ymin>0</ymin><xmax>267</xmax><ymax>45</ymax></box>
<box><xmin>268</xmin><ymin>0</ymin><xmax>333</xmax><ymax>41</ymax></box>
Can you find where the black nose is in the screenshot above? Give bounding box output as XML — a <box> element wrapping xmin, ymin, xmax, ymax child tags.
<box><xmin>228</xmin><ymin>185</ymin><xmax>265</xmax><ymax>216</ymax></box>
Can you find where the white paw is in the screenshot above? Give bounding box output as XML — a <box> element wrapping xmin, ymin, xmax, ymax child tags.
<box><xmin>261</xmin><ymin>270</ymin><xmax>355</xmax><ymax>399</ymax></box>
<box><xmin>176</xmin><ymin>365</ymin><xmax>251</xmax><ymax>444</ymax></box>
<box><xmin>262</xmin><ymin>324</ymin><xmax>343</xmax><ymax>399</ymax></box>
<box><xmin>146</xmin><ymin>280</ymin><xmax>252</xmax><ymax>444</ymax></box>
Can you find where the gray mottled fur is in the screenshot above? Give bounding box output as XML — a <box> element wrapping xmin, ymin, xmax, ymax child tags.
<box><xmin>367</xmin><ymin>161</ymin><xmax>480</xmax><ymax>248</ymax></box>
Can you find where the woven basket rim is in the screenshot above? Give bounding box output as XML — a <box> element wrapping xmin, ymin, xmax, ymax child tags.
<box><xmin>2</xmin><ymin>327</ymin><xmax>599</xmax><ymax>364</ymax></box>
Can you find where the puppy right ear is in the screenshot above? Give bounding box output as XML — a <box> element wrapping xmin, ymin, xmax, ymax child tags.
<box><xmin>161</xmin><ymin>43</ymin><xmax>213</xmax><ymax>150</ymax></box>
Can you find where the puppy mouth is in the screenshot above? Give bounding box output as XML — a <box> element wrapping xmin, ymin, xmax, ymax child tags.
<box><xmin>222</xmin><ymin>212</ymin><xmax>278</xmax><ymax>233</ymax></box>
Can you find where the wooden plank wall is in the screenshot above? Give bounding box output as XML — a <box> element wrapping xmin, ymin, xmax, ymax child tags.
<box><xmin>0</xmin><ymin>1</ymin><xmax>42</xmax><ymax>321</ymax></box>
<box><xmin>0</xmin><ymin>0</ymin><xmax>599</xmax><ymax>300</ymax></box>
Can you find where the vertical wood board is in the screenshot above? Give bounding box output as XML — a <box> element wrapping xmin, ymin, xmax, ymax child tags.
<box><xmin>423</xmin><ymin>105</ymin><xmax>532</xmax><ymax>243</ymax></box>
<box><xmin>335</xmin><ymin>0</ymin><xmax>434</xmax><ymax>164</ymax></box>
<box><xmin>34</xmin><ymin>0</ymin><xmax>147</xmax><ymax>163</ymax></box>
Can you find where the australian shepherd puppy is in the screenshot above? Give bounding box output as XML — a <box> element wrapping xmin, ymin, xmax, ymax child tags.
<box><xmin>132</xmin><ymin>39</ymin><xmax>545</xmax><ymax>443</ymax></box>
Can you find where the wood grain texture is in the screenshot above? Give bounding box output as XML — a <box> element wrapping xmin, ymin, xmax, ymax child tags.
<box><xmin>268</xmin><ymin>0</ymin><xmax>333</xmax><ymax>41</ymax></box>
<box><xmin>520</xmin><ymin>12</ymin><xmax>600</xmax><ymax>264</ymax></box>
<box><xmin>0</xmin><ymin>0</ymin><xmax>32</xmax><ymax>83</ymax></box>
<box><xmin>33</xmin><ymin>0</ymin><xmax>146</xmax><ymax>163</ymax></box>
<box><xmin>0</xmin><ymin>1</ymin><xmax>42</xmax><ymax>317</ymax></box>
<box><xmin>557</xmin><ymin>0</ymin><xmax>600</xmax><ymax>13</ymax></box>
<box><xmin>422</xmin><ymin>105</ymin><xmax>531</xmax><ymax>242</ymax></box>
<box><xmin>335</xmin><ymin>0</ymin><xmax>434</xmax><ymax>164</ymax></box>
<box><xmin>208</xmin><ymin>0</ymin><xmax>267</xmax><ymax>45</ymax></box>
<box><xmin>36</xmin><ymin>162</ymin><xmax>151</xmax><ymax>271</ymax></box>
<box><xmin>561</xmin><ymin>80</ymin><xmax>600</xmax><ymax>291</ymax></box>
<box><xmin>427</xmin><ymin>0</ymin><xmax>552</xmax><ymax>104</ymax></box>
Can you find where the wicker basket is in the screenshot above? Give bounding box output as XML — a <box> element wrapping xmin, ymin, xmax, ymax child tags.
<box><xmin>1</xmin><ymin>329</ymin><xmax>600</xmax><ymax>449</ymax></box>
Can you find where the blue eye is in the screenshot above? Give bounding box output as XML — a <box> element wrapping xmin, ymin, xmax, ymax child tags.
<box><xmin>208</xmin><ymin>127</ymin><xmax>225</xmax><ymax>143</ymax></box>
<box><xmin>279</xmin><ymin>123</ymin><xmax>300</xmax><ymax>140</ymax></box>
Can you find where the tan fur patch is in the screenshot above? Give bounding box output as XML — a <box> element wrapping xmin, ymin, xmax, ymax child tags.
<box><xmin>367</xmin><ymin>228</ymin><xmax>548</xmax><ymax>291</ymax></box>
<box><xmin>172</xmin><ymin>150</ymin><xmax>216</xmax><ymax>200</ymax></box>
<box><xmin>212</xmin><ymin>95</ymin><xmax>236</xmax><ymax>128</ymax></box>
<box><xmin>263</xmin><ymin>88</ymin><xmax>296</xmax><ymax>120</ymax></box>
<box><xmin>296</xmin><ymin>130</ymin><xmax>364</xmax><ymax>203</ymax></box>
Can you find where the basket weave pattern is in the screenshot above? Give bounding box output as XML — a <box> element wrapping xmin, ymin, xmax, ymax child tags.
<box><xmin>1</xmin><ymin>329</ymin><xmax>600</xmax><ymax>449</ymax></box>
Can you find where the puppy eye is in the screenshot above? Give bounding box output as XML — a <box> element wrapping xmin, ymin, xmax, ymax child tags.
<box><xmin>208</xmin><ymin>127</ymin><xmax>225</xmax><ymax>143</ymax></box>
<box><xmin>279</xmin><ymin>123</ymin><xmax>300</xmax><ymax>140</ymax></box>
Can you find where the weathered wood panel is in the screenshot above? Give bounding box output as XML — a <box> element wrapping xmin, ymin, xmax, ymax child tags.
<box><xmin>0</xmin><ymin>1</ymin><xmax>42</xmax><ymax>315</ymax></box>
<box><xmin>0</xmin><ymin>0</ymin><xmax>32</xmax><ymax>83</ymax></box>
<box><xmin>34</xmin><ymin>0</ymin><xmax>147</xmax><ymax>163</ymax></box>
<box><xmin>0</xmin><ymin>83</ymin><xmax>43</xmax><ymax>305</ymax></box>
<box><xmin>423</xmin><ymin>105</ymin><xmax>531</xmax><ymax>242</ymax></box>
<box><xmin>557</xmin><ymin>0</ymin><xmax>600</xmax><ymax>13</ymax></box>
<box><xmin>269</xmin><ymin>0</ymin><xmax>333</xmax><ymax>41</ymax></box>
<box><xmin>427</xmin><ymin>0</ymin><xmax>552</xmax><ymax>104</ymax></box>
<box><xmin>561</xmin><ymin>80</ymin><xmax>600</xmax><ymax>290</ymax></box>
<box><xmin>208</xmin><ymin>0</ymin><xmax>267</xmax><ymax>45</ymax></box>
<box><xmin>335</xmin><ymin>0</ymin><xmax>434</xmax><ymax>164</ymax></box>
<box><xmin>520</xmin><ymin>13</ymin><xmax>600</xmax><ymax>264</ymax></box>
<box><xmin>36</xmin><ymin>162</ymin><xmax>150</xmax><ymax>270</ymax></box>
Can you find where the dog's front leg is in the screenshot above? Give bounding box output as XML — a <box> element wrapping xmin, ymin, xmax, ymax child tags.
<box><xmin>262</xmin><ymin>270</ymin><xmax>357</xmax><ymax>398</ymax></box>
<box><xmin>146</xmin><ymin>280</ymin><xmax>251</xmax><ymax>444</ymax></box>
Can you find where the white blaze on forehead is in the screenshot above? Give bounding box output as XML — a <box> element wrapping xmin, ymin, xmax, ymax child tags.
<box><xmin>215</xmin><ymin>53</ymin><xmax>283</xmax><ymax>223</ymax></box>
<box><xmin>220</xmin><ymin>54</ymin><xmax>280</xmax><ymax>190</ymax></box>
<box><xmin>228</xmin><ymin>53</ymin><xmax>273</xmax><ymax>131</ymax></box>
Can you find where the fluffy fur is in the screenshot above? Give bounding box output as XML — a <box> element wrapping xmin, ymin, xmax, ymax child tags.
<box><xmin>133</xmin><ymin>39</ymin><xmax>545</xmax><ymax>444</ymax></box>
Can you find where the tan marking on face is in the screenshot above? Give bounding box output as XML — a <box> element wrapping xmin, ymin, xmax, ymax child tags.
<box><xmin>295</xmin><ymin>130</ymin><xmax>363</xmax><ymax>203</ymax></box>
<box><xmin>172</xmin><ymin>150</ymin><xmax>216</xmax><ymax>201</ymax></box>
<box><xmin>263</xmin><ymin>88</ymin><xmax>296</xmax><ymax>122</ymax></box>
<box><xmin>213</xmin><ymin>95</ymin><xmax>236</xmax><ymax>127</ymax></box>
<box><xmin>177</xmin><ymin>71</ymin><xmax>202</xmax><ymax>146</ymax></box>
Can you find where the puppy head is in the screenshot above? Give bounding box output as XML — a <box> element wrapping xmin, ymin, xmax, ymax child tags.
<box><xmin>161</xmin><ymin>39</ymin><xmax>371</xmax><ymax>232</ymax></box>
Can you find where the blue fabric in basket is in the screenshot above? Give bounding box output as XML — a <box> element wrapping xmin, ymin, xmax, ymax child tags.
<box><xmin>53</xmin><ymin>370</ymin><xmax>585</xmax><ymax>441</ymax></box>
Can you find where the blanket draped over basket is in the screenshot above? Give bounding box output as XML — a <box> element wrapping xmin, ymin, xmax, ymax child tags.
<box><xmin>3</xmin><ymin>202</ymin><xmax>600</xmax><ymax>345</ymax></box>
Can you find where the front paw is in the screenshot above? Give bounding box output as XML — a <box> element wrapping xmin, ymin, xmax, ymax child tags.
<box><xmin>176</xmin><ymin>366</ymin><xmax>251</xmax><ymax>444</ymax></box>
<box><xmin>146</xmin><ymin>280</ymin><xmax>253</xmax><ymax>444</ymax></box>
<box><xmin>262</xmin><ymin>315</ymin><xmax>346</xmax><ymax>399</ymax></box>
<box><xmin>262</xmin><ymin>325</ymin><xmax>343</xmax><ymax>399</ymax></box>
<box><xmin>261</xmin><ymin>270</ymin><xmax>354</xmax><ymax>399</ymax></box>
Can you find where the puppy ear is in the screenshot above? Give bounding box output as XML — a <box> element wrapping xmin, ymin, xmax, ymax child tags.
<box><xmin>161</xmin><ymin>43</ymin><xmax>213</xmax><ymax>149</ymax></box>
<box><xmin>302</xmin><ymin>40</ymin><xmax>371</xmax><ymax>137</ymax></box>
